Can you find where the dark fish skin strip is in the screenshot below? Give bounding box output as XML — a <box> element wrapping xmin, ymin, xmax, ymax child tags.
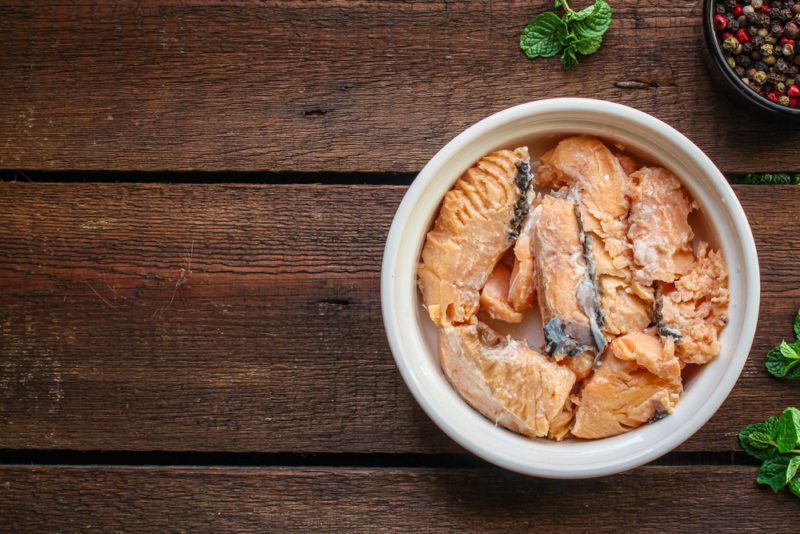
<box><xmin>574</xmin><ymin>206</ymin><xmax>607</xmax><ymax>355</ymax></box>
<box><xmin>508</xmin><ymin>160</ymin><xmax>533</xmax><ymax>240</ymax></box>
<box><xmin>543</xmin><ymin>317</ymin><xmax>591</xmax><ymax>358</ymax></box>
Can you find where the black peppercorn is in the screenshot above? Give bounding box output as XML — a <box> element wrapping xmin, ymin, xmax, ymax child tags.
<box><xmin>755</xmin><ymin>60</ymin><xmax>769</xmax><ymax>70</ymax></box>
<box><xmin>730</xmin><ymin>19</ymin><xmax>741</xmax><ymax>31</ymax></box>
<box><xmin>725</xmin><ymin>0</ymin><xmax>737</xmax><ymax>8</ymax></box>
<box><xmin>758</xmin><ymin>13</ymin><xmax>771</xmax><ymax>27</ymax></box>
<box><xmin>717</xmin><ymin>2</ymin><xmax>728</xmax><ymax>14</ymax></box>
<box><xmin>738</xmin><ymin>54</ymin><xmax>753</xmax><ymax>66</ymax></box>
<box><xmin>777</xmin><ymin>58</ymin><xmax>790</xmax><ymax>71</ymax></box>
<box><xmin>753</xmin><ymin>35</ymin><xmax>766</xmax><ymax>47</ymax></box>
<box><xmin>743</xmin><ymin>41</ymin><xmax>754</xmax><ymax>53</ymax></box>
<box><xmin>779</xmin><ymin>7</ymin><xmax>794</xmax><ymax>21</ymax></box>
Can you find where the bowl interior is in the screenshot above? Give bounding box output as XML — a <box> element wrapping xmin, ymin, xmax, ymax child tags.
<box><xmin>383</xmin><ymin>100</ymin><xmax>758</xmax><ymax>478</ymax></box>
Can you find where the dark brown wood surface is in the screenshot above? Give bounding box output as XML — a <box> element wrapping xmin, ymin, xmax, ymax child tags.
<box><xmin>0</xmin><ymin>0</ymin><xmax>798</xmax><ymax>173</ymax></box>
<box><xmin>2</xmin><ymin>465</ymin><xmax>799</xmax><ymax>532</ymax></box>
<box><xmin>3</xmin><ymin>1</ymin><xmax>800</xmax><ymax>528</ymax></box>
<box><xmin>1</xmin><ymin>182</ymin><xmax>797</xmax><ymax>453</ymax></box>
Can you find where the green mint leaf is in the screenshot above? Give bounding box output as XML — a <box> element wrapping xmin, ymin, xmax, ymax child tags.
<box><xmin>574</xmin><ymin>35</ymin><xmax>602</xmax><ymax>55</ymax></box>
<box><xmin>739</xmin><ymin>417</ymin><xmax>780</xmax><ymax>460</ymax></box>
<box><xmin>766</xmin><ymin>341</ymin><xmax>800</xmax><ymax>379</ymax></box>
<box><xmin>793</xmin><ymin>308</ymin><xmax>800</xmax><ymax>340</ymax></box>
<box><xmin>570</xmin><ymin>2</ymin><xmax>596</xmax><ymax>21</ymax></box>
<box><xmin>790</xmin><ymin>476</ymin><xmax>800</xmax><ymax>498</ymax></box>
<box><xmin>757</xmin><ymin>455</ymin><xmax>800</xmax><ymax>492</ymax></box>
<box><xmin>573</xmin><ymin>0</ymin><xmax>612</xmax><ymax>39</ymax></box>
<box><xmin>775</xmin><ymin>407</ymin><xmax>800</xmax><ymax>453</ymax></box>
<box><xmin>520</xmin><ymin>12</ymin><xmax>566</xmax><ymax>59</ymax></box>
<box><xmin>561</xmin><ymin>46</ymin><xmax>579</xmax><ymax>69</ymax></box>
<box><xmin>779</xmin><ymin>339</ymin><xmax>798</xmax><ymax>359</ymax></box>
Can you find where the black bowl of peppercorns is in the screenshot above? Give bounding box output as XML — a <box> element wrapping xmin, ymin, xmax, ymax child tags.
<box><xmin>703</xmin><ymin>0</ymin><xmax>800</xmax><ymax>118</ymax></box>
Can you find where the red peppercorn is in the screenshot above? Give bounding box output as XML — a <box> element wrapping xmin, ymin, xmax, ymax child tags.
<box><xmin>788</xmin><ymin>84</ymin><xmax>800</xmax><ymax>97</ymax></box>
<box><xmin>737</xmin><ymin>28</ymin><xmax>751</xmax><ymax>42</ymax></box>
<box><xmin>733</xmin><ymin>4</ymin><xmax>743</xmax><ymax>16</ymax></box>
<box><xmin>762</xmin><ymin>3</ymin><xmax>771</xmax><ymax>14</ymax></box>
<box><xmin>790</xmin><ymin>98</ymin><xmax>799</xmax><ymax>108</ymax></box>
<box><xmin>723</xmin><ymin>31</ymin><xmax>735</xmax><ymax>40</ymax></box>
<box><xmin>714</xmin><ymin>14</ymin><xmax>728</xmax><ymax>31</ymax></box>
<box><xmin>780</xmin><ymin>37</ymin><xmax>796</xmax><ymax>46</ymax></box>
<box><xmin>768</xmin><ymin>91</ymin><xmax>781</xmax><ymax>102</ymax></box>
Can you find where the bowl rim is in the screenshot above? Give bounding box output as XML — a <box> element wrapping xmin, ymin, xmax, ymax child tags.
<box><xmin>702</xmin><ymin>0</ymin><xmax>800</xmax><ymax>116</ymax></box>
<box><xmin>381</xmin><ymin>98</ymin><xmax>760</xmax><ymax>479</ymax></box>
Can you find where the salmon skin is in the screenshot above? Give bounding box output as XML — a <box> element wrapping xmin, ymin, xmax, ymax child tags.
<box><xmin>439</xmin><ymin>321</ymin><xmax>576</xmax><ymax>438</ymax></box>
<box><xmin>536</xmin><ymin>136</ymin><xmax>651</xmax><ymax>339</ymax></box>
<box><xmin>656</xmin><ymin>242</ymin><xmax>729</xmax><ymax>364</ymax></box>
<box><xmin>418</xmin><ymin>147</ymin><xmax>531</xmax><ymax>326</ymax></box>
<box><xmin>532</xmin><ymin>195</ymin><xmax>601</xmax><ymax>358</ymax></box>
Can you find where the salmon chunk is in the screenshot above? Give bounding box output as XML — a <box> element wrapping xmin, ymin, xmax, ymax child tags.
<box><xmin>628</xmin><ymin>167</ymin><xmax>696</xmax><ymax>287</ymax></box>
<box><xmin>507</xmin><ymin>199</ymin><xmax>538</xmax><ymax>313</ymax></box>
<box><xmin>533</xmin><ymin>195</ymin><xmax>600</xmax><ymax>358</ymax></box>
<box><xmin>537</xmin><ymin>135</ymin><xmax>651</xmax><ymax>337</ymax></box>
<box><xmin>657</xmin><ymin>242</ymin><xmax>729</xmax><ymax>364</ymax></box>
<box><xmin>418</xmin><ymin>147</ymin><xmax>531</xmax><ymax>326</ymax></box>
<box><xmin>439</xmin><ymin>321</ymin><xmax>576</xmax><ymax>438</ymax></box>
<box><xmin>480</xmin><ymin>262</ymin><xmax>523</xmax><ymax>323</ymax></box>
<box><xmin>572</xmin><ymin>331</ymin><xmax>683</xmax><ymax>439</ymax></box>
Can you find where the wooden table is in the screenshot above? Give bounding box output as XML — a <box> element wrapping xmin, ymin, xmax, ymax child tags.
<box><xmin>1</xmin><ymin>1</ymin><xmax>799</xmax><ymax>531</ymax></box>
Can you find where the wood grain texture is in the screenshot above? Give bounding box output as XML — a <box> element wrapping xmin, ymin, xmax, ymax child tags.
<box><xmin>3</xmin><ymin>465</ymin><xmax>799</xmax><ymax>532</ymax></box>
<box><xmin>0</xmin><ymin>1</ymin><xmax>797</xmax><ymax>173</ymax></box>
<box><xmin>0</xmin><ymin>183</ymin><xmax>798</xmax><ymax>453</ymax></box>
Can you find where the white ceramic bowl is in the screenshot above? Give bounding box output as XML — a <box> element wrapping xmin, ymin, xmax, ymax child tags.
<box><xmin>381</xmin><ymin>98</ymin><xmax>759</xmax><ymax>479</ymax></box>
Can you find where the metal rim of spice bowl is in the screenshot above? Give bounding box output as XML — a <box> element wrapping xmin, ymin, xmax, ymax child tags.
<box><xmin>702</xmin><ymin>0</ymin><xmax>800</xmax><ymax>119</ymax></box>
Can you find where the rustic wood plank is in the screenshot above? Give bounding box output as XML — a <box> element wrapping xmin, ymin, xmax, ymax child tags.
<box><xmin>2</xmin><ymin>465</ymin><xmax>798</xmax><ymax>532</ymax></box>
<box><xmin>0</xmin><ymin>1</ymin><xmax>797</xmax><ymax>173</ymax></box>
<box><xmin>0</xmin><ymin>183</ymin><xmax>798</xmax><ymax>453</ymax></box>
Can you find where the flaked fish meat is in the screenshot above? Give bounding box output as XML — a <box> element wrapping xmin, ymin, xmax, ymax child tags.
<box><xmin>418</xmin><ymin>147</ymin><xmax>531</xmax><ymax>326</ymax></box>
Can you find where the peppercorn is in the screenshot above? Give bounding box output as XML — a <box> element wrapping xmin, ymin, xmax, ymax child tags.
<box><xmin>786</xmin><ymin>21</ymin><xmax>800</xmax><ymax>36</ymax></box>
<box><xmin>768</xmin><ymin>91</ymin><xmax>781</xmax><ymax>102</ymax></box>
<box><xmin>777</xmin><ymin>57</ymin><xmax>790</xmax><ymax>71</ymax></box>
<box><xmin>745</xmin><ymin>4</ymin><xmax>756</xmax><ymax>14</ymax></box>
<box><xmin>766</xmin><ymin>54</ymin><xmax>778</xmax><ymax>64</ymax></box>
<box><xmin>790</xmin><ymin>97</ymin><xmax>799</xmax><ymax>106</ymax></box>
<box><xmin>772</xmin><ymin>22</ymin><xmax>786</xmax><ymax>35</ymax></box>
<box><xmin>743</xmin><ymin>41</ymin><xmax>754</xmax><ymax>53</ymax></box>
<box><xmin>731</xmin><ymin>19</ymin><xmax>742</xmax><ymax>31</ymax></box>
<box><xmin>739</xmin><ymin>53</ymin><xmax>754</xmax><ymax>66</ymax></box>
<box><xmin>768</xmin><ymin>70</ymin><xmax>782</xmax><ymax>83</ymax></box>
<box><xmin>779</xmin><ymin>7</ymin><xmax>794</xmax><ymax>19</ymax></box>
<box><xmin>753</xmin><ymin>0</ymin><xmax>764</xmax><ymax>8</ymax></box>
<box><xmin>762</xmin><ymin>42</ymin><xmax>776</xmax><ymax>54</ymax></box>
<box><xmin>789</xmin><ymin>83</ymin><xmax>800</xmax><ymax>95</ymax></box>
<box><xmin>755</xmin><ymin>59</ymin><xmax>769</xmax><ymax>69</ymax></box>
<box><xmin>725</xmin><ymin>36</ymin><xmax>742</xmax><ymax>50</ymax></box>
<box><xmin>755</xmin><ymin>69</ymin><xmax>770</xmax><ymax>83</ymax></box>
<box><xmin>795</xmin><ymin>2</ymin><xmax>800</xmax><ymax>12</ymax></box>
<box><xmin>777</xmin><ymin>80</ymin><xmax>787</xmax><ymax>91</ymax></box>
<box><xmin>717</xmin><ymin>2</ymin><xmax>728</xmax><ymax>13</ymax></box>
<box><xmin>784</xmin><ymin>42</ymin><xmax>796</xmax><ymax>53</ymax></box>
<box><xmin>780</xmin><ymin>94</ymin><xmax>791</xmax><ymax>104</ymax></box>
<box><xmin>753</xmin><ymin>34</ymin><xmax>766</xmax><ymax>47</ymax></box>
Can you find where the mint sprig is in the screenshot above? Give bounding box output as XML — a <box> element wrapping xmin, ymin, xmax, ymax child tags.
<box><xmin>765</xmin><ymin>309</ymin><xmax>800</xmax><ymax>379</ymax></box>
<box><xmin>520</xmin><ymin>0</ymin><xmax>612</xmax><ymax>70</ymax></box>
<box><xmin>740</xmin><ymin>408</ymin><xmax>800</xmax><ymax>497</ymax></box>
